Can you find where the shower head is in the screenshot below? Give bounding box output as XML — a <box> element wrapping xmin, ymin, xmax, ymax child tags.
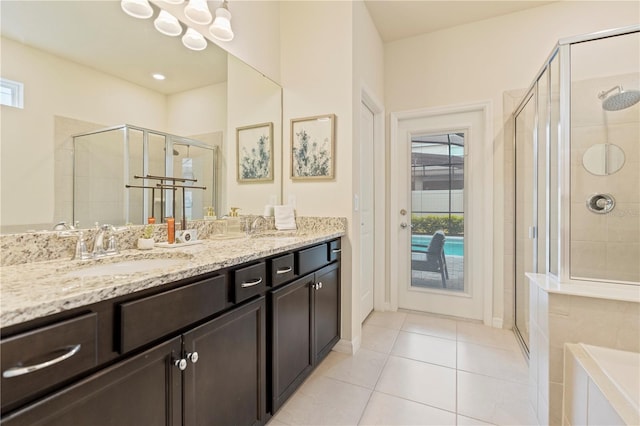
<box><xmin>598</xmin><ymin>86</ymin><xmax>640</xmax><ymax>111</ymax></box>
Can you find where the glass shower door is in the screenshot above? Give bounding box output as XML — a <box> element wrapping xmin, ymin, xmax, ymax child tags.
<box><xmin>514</xmin><ymin>91</ymin><xmax>536</xmax><ymax>352</ymax></box>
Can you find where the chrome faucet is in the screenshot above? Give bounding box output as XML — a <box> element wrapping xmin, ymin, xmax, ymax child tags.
<box><xmin>92</xmin><ymin>224</ymin><xmax>118</xmax><ymax>258</ymax></box>
<box><xmin>248</xmin><ymin>216</ymin><xmax>268</xmax><ymax>235</ymax></box>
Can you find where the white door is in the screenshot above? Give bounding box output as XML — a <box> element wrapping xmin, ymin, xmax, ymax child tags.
<box><xmin>390</xmin><ymin>105</ymin><xmax>492</xmax><ymax>322</ymax></box>
<box><xmin>359</xmin><ymin>101</ymin><xmax>375</xmax><ymax>322</ymax></box>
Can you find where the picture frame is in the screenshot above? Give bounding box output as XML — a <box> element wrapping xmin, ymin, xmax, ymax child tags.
<box><xmin>291</xmin><ymin>114</ymin><xmax>335</xmax><ymax>180</ymax></box>
<box><xmin>236</xmin><ymin>122</ymin><xmax>274</xmax><ymax>182</ymax></box>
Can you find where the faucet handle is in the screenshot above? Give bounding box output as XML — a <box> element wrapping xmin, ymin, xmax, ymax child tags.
<box><xmin>74</xmin><ymin>231</ymin><xmax>92</xmax><ymax>261</ymax></box>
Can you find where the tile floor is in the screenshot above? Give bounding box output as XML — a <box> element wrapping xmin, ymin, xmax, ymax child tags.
<box><xmin>270</xmin><ymin>310</ymin><xmax>537</xmax><ymax>426</ymax></box>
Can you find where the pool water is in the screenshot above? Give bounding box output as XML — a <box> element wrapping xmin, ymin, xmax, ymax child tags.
<box><xmin>412</xmin><ymin>234</ymin><xmax>464</xmax><ymax>257</ymax></box>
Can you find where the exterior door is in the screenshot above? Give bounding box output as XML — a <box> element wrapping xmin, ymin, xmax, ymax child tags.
<box><xmin>359</xmin><ymin>101</ymin><xmax>375</xmax><ymax>322</ymax></box>
<box><xmin>391</xmin><ymin>105</ymin><xmax>491</xmax><ymax>322</ymax></box>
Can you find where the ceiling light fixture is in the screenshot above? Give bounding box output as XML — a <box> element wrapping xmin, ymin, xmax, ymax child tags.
<box><xmin>182</xmin><ymin>27</ymin><xmax>207</xmax><ymax>51</ymax></box>
<box><xmin>152</xmin><ymin>73</ymin><xmax>166</xmax><ymax>80</ymax></box>
<box><xmin>154</xmin><ymin>10</ymin><xmax>182</xmax><ymax>36</ymax></box>
<box><xmin>209</xmin><ymin>0</ymin><xmax>234</xmax><ymax>41</ymax></box>
<box><xmin>120</xmin><ymin>0</ymin><xmax>153</xmax><ymax>19</ymax></box>
<box><xmin>162</xmin><ymin>0</ymin><xmax>185</xmax><ymax>4</ymax></box>
<box><xmin>184</xmin><ymin>0</ymin><xmax>213</xmax><ymax>25</ymax></box>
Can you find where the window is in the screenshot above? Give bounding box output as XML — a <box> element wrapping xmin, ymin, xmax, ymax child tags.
<box><xmin>1</xmin><ymin>78</ymin><xmax>24</xmax><ymax>109</ymax></box>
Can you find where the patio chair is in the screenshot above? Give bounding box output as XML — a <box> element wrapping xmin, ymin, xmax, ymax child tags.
<box><xmin>411</xmin><ymin>230</ymin><xmax>449</xmax><ymax>288</ymax></box>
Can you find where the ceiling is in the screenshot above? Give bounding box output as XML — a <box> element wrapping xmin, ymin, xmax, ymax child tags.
<box><xmin>0</xmin><ymin>1</ymin><xmax>557</xmax><ymax>94</ymax></box>
<box><xmin>364</xmin><ymin>0</ymin><xmax>557</xmax><ymax>42</ymax></box>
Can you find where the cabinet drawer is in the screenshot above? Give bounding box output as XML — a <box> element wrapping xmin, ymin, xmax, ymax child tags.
<box><xmin>328</xmin><ymin>239</ymin><xmax>342</xmax><ymax>262</ymax></box>
<box><xmin>1</xmin><ymin>312</ymin><xmax>97</xmax><ymax>411</ymax></box>
<box><xmin>233</xmin><ymin>262</ymin><xmax>267</xmax><ymax>303</ymax></box>
<box><xmin>270</xmin><ymin>254</ymin><xmax>295</xmax><ymax>287</ymax></box>
<box><xmin>118</xmin><ymin>275</ymin><xmax>226</xmax><ymax>354</ymax></box>
<box><xmin>297</xmin><ymin>244</ymin><xmax>329</xmax><ymax>276</ymax></box>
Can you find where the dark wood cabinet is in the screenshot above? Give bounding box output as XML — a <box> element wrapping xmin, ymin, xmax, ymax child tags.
<box><xmin>270</xmin><ymin>253</ymin><xmax>341</xmax><ymax>414</ymax></box>
<box><xmin>183</xmin><ymin>297</ymin><xmax>266</xmax><ymax>426</ymax></box>
<box><xmin>313</xmin><ymin>262</ymin><xmax>341</xmax><ymax>364</ymax></box>
<box><xmin>1</xmin><ymin>238</ymin><xmax>341</xmax><ymax>425</ymax></box>
<box><xmin>270</xmin><ymin>275</ymin><xmax>314</xmax><ymax>412</ymax></box>
<box><xmin>2</xmin><ymin>336</ymin><xmax>183</xmax><ymax>426</ymax></box>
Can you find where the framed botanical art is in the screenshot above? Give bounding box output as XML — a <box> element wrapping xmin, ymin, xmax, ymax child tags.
<box><xmin>236</xmin><ymin>122</ymin><xmax>274</xmax><ymax>182</ymax></box>
<box><xmin>291</xmin><ymin>114</ymin><xmax>335</xmax><ymax>180</ymax></box>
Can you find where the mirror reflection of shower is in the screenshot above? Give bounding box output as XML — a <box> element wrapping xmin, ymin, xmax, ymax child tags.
<box><xmin>598</xmin><ymin>85</ymin><xmax>640</xmax><ymax>111</ymax></box>
<box><xmin>73</xmin><ymin>125</ymin><xmax>217</xmax><ymax>227</ymax></box>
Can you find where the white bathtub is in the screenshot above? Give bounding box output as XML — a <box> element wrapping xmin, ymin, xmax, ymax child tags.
<box><xmin>564</xmin><ymin>343</ymin><xmax>640</xmax><ymax>425</ymax></box>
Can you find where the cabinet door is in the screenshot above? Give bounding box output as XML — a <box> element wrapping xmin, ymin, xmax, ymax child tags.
<box><xmin>270</xmin><ymin>274</ymin><xmax>314</xmax><ymax>413</ymax></box>
<box><xmin>313</xmin><ymin>262</ymin><xmax>340</xmax><ymax>364</ymax></box>
<box><xmin>2</xmin><ymin>337</ymin><xmax>182</xmax><ymax>426</ymax></box>
<box><xmin>183</xmin><ymin>297</ymin><xmax>266</xmax><ymax>426</ymax></box>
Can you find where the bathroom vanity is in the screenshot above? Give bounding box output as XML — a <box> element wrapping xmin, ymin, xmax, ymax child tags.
<box><xmin>0</xmin><ymin>229</ymin><xmax>344</xmax><ymax>425</ymax></box>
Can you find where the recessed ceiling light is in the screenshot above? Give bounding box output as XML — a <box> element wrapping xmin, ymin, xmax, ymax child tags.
<box><xmin>152</xmin><ymin>73</ymin><xmax>166</xmax><ymax>80</ymax></box>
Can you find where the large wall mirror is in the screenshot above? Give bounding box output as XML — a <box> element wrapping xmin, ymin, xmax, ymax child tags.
<box><xmin>0</xmin><ymin>0</ymin><xmax>282</xmax><ymax>233</ymax></box>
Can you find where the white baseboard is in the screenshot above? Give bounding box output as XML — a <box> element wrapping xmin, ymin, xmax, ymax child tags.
<box><xmin>492</xmin><ymin>317</ymin><xmax>504</xmax><ymax>329</ymax></box>
<box><xmin>333</xmin><ymin>336</ymin><xmax>361</xmax><ymax>355</ymax></box>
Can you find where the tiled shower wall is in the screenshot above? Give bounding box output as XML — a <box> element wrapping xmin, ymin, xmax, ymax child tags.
<box><xmin>570</xmin><ymin>73</ymin><xmax>640</xmax><ymax>283</ymax></box>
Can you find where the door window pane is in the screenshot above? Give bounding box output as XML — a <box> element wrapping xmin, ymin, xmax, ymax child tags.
<box><xmin>410</xmin><ymin>133</ymin><xmax>464</xmax><ymax>292</ymax></box>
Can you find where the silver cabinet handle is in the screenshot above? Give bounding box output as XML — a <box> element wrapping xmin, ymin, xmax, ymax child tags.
<box><xmin>241</xmin><ymin>277</ymin><xmax>263</xmax><ymax>288</ymax></box>
<box><xmin>187</xmin><ymin>352</ymin><xmax>199</xmax><ymax>364</ymax></box>
<box><xmin>3</xmin><ymin>344</ymin><xmax>81</xmax><ymax>378</ymax></box>
<box><xmin>174</xmin><ymin>358</ymin><xmax>187</xmax><ymax>371</ymax></box>
<box><xmin>276</xmin><ymin>267</ymin><xmax>292</xmax><ymax>275</ymax></box>
<box><xmin>313</xmin><ymin>282</ymin><xmax>323</xmax><ymax>290</ymax></box>
<box><xmin>331</xmin><ymin>249</ymin><xmax>342</xmax><ymax>253</ymax></box>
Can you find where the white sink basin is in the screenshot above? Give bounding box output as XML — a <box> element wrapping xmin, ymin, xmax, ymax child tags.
<box><xmin>63</xmin><ymin>258</ymin><xmax>187</xmax><ymax>278</ymax></box>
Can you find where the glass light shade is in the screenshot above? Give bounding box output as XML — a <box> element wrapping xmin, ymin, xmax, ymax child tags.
<box><xmin>120</xmin><ymin>0</ymin><xmax>153</xmax><ymax>19</ymax></box>
<box><xmin>162</xmin><ymin>0</ymin><xmax>184</xmax><ymax>3</ymax></box>
<box><xmin>182</xmin><ymin>28</ymin><xmax>207</xmax><ymax>51</ymax></box>
<box><xmin>154</xmin><ymin>10</ymin><xmax>182</xmax><ymax>36</ymax></box>
<box><xmin>209</xmin><ymin>6</ymin><xmax>233</xmax><ymax>41</ymax></box>
<box><xmin>184</xmin><ymin>0</ymin><xmax>212</xmax><ymax>25</ymax></box>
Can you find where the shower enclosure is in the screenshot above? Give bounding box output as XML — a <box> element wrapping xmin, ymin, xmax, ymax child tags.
<box><xmin>513</xmin><ymin>25</ymin><xmax>640</xmax><ymax>352</ymax></box>
<box><xmin>73</xmin><ymin>124</ymin><xmax>218</xmax><ymax>227</ymax></box>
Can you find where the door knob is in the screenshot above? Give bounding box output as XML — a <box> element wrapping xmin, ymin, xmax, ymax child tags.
<box><xmin>400</xmin><ymin>222</ymin><xmax>408</xmax><ymax>229</ymax></box>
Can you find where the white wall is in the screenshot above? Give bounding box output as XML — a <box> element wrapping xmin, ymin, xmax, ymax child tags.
<box><xmin>0</xmin><ymin>37</ymin><xmax>166</xmax><ymax>229</ymax></box>
<box><xmin>226</xmin><ymin>55</ymin><xmax>283</xmax><ymax>215</ymax></box>
<box><xmin>384</xmin><ymin>1</ymin><xmax>640</xmax><ymax>325</ymax></box>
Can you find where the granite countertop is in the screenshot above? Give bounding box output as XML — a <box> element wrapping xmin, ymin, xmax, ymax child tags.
<box><xmin>0</xmin><ymin>230</ymin><xmax>344</xmax><ymax>328</ymax></box>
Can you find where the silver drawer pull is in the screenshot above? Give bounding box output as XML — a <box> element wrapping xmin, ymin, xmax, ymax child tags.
<box><xmin>241</xmin><ymin>277</ymin><xmax>263</xmax><ymax>288</ymax></box>
<box><xmin>331</xmin><ymin>248</ymin><xmax>342</xmax><ymax>253</ymax></box>
<box><xmin>276</xmin><ymin>267</ymin><xmax>292</xmax><ymax>275</ymax></box>
<box><xmin>3</xmin><ymin>344</ymin><xmax>81</xmax><ymax>378</ymax></box>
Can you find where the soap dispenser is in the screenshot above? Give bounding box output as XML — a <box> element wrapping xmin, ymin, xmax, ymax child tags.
<box><xmin>227</xmin><ymin>207</ymin><xmax>242</xmax><ymax>234</ymax></box>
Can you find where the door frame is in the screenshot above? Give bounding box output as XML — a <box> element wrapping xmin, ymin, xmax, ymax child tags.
<box><xmin>389</xmin><ymin>102</ymin><xmax>494</xmax><ymax>326</ymax></box>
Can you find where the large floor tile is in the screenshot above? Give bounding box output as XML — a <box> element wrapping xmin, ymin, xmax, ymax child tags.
<box><xmin>364</xmin><ymin>311</ymin><xmax>407</xmax><ymax>330</ymax></box>
<box><xmin>375</xmin><ymin>355</ymin><xmax>456</xmax><ymax>412</ymax></box>
<box><xmin>361</xmin><ymin>324</ymin><xmax>399</xmax><ymax>354</ymax></box>
<box><xmin>391</xmin><ymin>331</ymin><xmax>456</xmax><ymax>368</ymax></box>
<box><xmin>312</xmin><ymin>349</ymin><xmax>387</xmax><ymax>389</ymax></box>
<box><xmin>358</xmin><ymin>391</ymin><xmax>456</xmax><ymax>425</ymax></box>
<box><xmin>457</xmin><ymin>340</ymin><xmax>528</xmax><ymax>383</ymax></box>
<box><xmin>272</xmin><ymin>375</ymin><xmax>371</xmax><ymax>426</ymax></box>
<box><xmin>456</xmin><ymin>321</ymin><xmax>521</xmax><ymax>351</ymax></box>
<box><xmin>401</xmin><ymin>312</ymin><xmax>457</xmax><ymax>340</ymax></box>
<box><xmin>457</xmin><ymin>370</ymin><xmax>538</xmax><ymax>425</ymax></box>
